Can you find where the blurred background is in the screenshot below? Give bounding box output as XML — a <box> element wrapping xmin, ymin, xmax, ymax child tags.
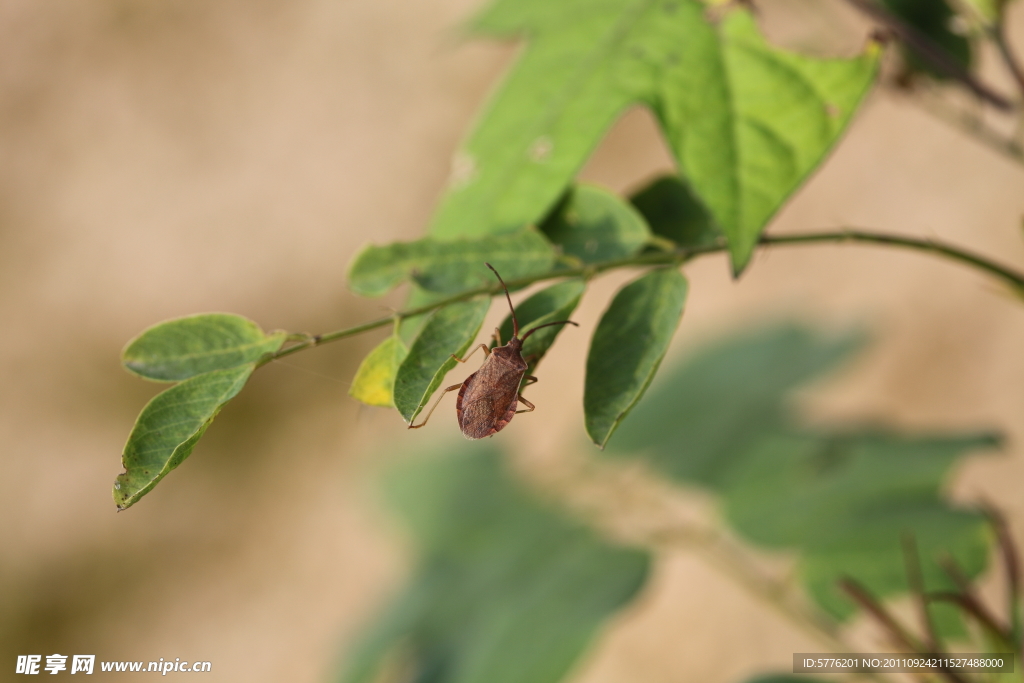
<box><xmin>2</xmin><ymin>0</ymin><xmax>1024</xmax><ymax>680</ymax></box>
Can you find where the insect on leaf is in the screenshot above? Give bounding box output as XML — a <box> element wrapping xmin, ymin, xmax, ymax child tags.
<box><xmin>349</xmin><ymin>335</ymin><xmax>409</xmax><ymax>407</ymax></box>
<box><xmin>393</xmin><ymin>297</ymin><xmax>492</xmax><ymax>424</ymax></box>
<box><xmin>348</xmin><ymin>228</ymin><xmax>556</xmax><ymax>297</ymax></box>
<box><xmin>114</xmin><ymin>365</ymin><xmax>254</xmax><ymax>510</ymax></box>
<box><xmin>122</xmin><ymin>313</ymin><xmax>286</xmax><ymax>382</ymax></box>
<box><xmin>584</xmin><ymin>268</ymin><xmax>688</xmax><ymax>448</ymax></box>
<box><xmin>494</xmin><ymin>278</ymin><xmax>585</xmax><ymax>376</ymax></box>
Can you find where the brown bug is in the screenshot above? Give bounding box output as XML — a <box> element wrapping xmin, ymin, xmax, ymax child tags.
<box><xmin>408</xmin><ymin>263</ymin><xmax>578</xmax><ymax>439</ymax></box>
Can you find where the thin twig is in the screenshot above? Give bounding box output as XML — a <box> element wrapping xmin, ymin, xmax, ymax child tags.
<box><xmin>927</xmin><ymin>591</ymin><xmax>1012</xmax><ymax>647</ymax></box>
<box><xmin>840</xmin><ymin>578</ymin><xmax>974</xmax><ymax>683</ymax></box>
<box><xmin>660</xmin><ymin>526</ymin><xmax>900</xmax><ymax>683</ymax></box>
<box><xmin>842</xmin><ymin>0</ymin><xmax>1015</xmax><ymax>111</ymax></box>
<box><xmin>903</xmin><ymin>533</ymin><xmax>941</xmax><ymax>652</ymax></box>
<box><xmin>840</xmin><ymin>578</ymin><xmax>926</xmax><ymax>652</ymax></box>
<box><xmin>982</xmin><ymin>505</ymin><xmax>1023</xmax><ymax>651</ymax></box>
<box><xmin>263</xmin><ymin>227</ymin><xmax>1024</xmax><ymax>364</ymax></box>
<box><xmin>938</xmin><ymin>554</ymin><xmax>1014</xmax><ymax>644</ymax></box>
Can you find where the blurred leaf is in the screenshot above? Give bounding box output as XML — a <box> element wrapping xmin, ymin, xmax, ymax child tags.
<box><xmin>745</xmin><ymin>677</ymin><xmax>832</xmax><ymax>683</ymax></box>
<box><xmin>606</xmin><ymin>325</ymin><xmax>862</xmax><ymax>484</ymax></box>
<box><xmin>584</xmin><ymin>268</ymin><xmax>688</xmax><ymax>448</ymax></box>
<box><xmin>113</xmin><ymin>365</ymin><xmax>253</xmax><ymax>510</ymax></box>
<box><xmin>394</xmin><ymin>297</ymin><xmax>492</xmax><ymax>423</ymax></box>
<box><xmin>121</xmin><ymin>313</ymin><xmax>285</xmax><ymax>382</ymax></box>
<box><xmin>348</xmin><ymin>228</ymin><xmax>556</xmax><ymax>297</ymax></box>
<box><xmin>629</xmin><ymin>175</ymin><xmax>721</xmax><ymax>248</ymax></box>
<box><xmin>725</xmin><ymin>432</ymin><xmax>995</xmax><ymax>627</ymax></box>
<box><xmin>880</xmin><ymin>0</ymin><xmax>972</xmax><ymax>76</ymax></box>
<box><xmin>540</xmin><ymin>184</ymin><xmax>651</xmax><ymax>263</ymax></box>
<box><xmin>340</xmin><ymin>443</ymin><xmax>650</xmax><ymax>683</ymax></box>
<box><xmin>350</xmin><ymin>335</ymin><xmax>409</xmax><ymax>407</ymax></box>
<box><xmin>494</xmin><ymin>278</ymin><xmax>586</xmax><ymax>375</ymax></box>
<box><xmin>430</xmin><ymin>1</ymin><xmax>877</xmax><ymax>274</ymax></box>
<box><xmin>604</xmin><ymin>324</ymin><xmax>1000</xmax><ymax>634</ymax></box>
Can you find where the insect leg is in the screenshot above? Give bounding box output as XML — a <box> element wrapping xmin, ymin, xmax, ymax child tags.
<box><xmin>451</xmin><ymin>344</ymin><xmax>490</xmax><ymax>363</ymax></box>
<box><xmin>491</xmin><ymin>327</ymin><xmax>502</xmax><ymax>346</ymax></box>
<box><xmin>407</xmin><ymin>383</ymin><xmax>463</xmax><ymax>429</ymax></box>
<box><xmin>515</xmin><ymin>394</ymin><xmax>536</xmax><ymax>414</ymax></box>
<box><xmin>515</xmin><ymin>376</ymin><xmax>538</xmax><ymax>413</ymax></box>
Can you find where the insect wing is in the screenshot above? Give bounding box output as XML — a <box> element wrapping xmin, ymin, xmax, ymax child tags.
<box><xmin>457</xmin><ymin>363</ymin><xmax>523</xmax><ymax>439</ymax></box>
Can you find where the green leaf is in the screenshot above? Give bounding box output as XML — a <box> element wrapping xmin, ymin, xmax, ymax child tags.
<box><xmin>393</xmin><ymin>297</ymin><xmax>492</xmax><ymax>423</ymax></box>
<box><xmin>121</xmin><ymin>313</ymin><xmax>286</xmax><ymax>382</ymax></box>
<box><xmin>629</xmin><ymin>175</ymin><xmax>721</xmax><ymax>248</ymax></box>
<box><xmin>339</xmin><ymin>443</ymin><xmax>650</xmax><ymax>683</ymax></box>
<box><xmin>602</xmin><ymin>324</ymin><xmax>1000</xmax><ymax>635</ymax></box>
<box><xmin>540</xmin><ymin>184</ymin><xmax>650</xmax><ymax>263</ymax></box>
<box><xmin>397</xmin><ymin>285</ymin><xmax>449</xmax><ymax>348</ymax></box>
<box><xmin>606</xmin><ymin>325</ymin><xmax>862</xmax><ymax>485</ymax></box>
<box><xmin>348</xmin><ymin>228</ymin><xmax>556</xmax><ymax>297</ymax></box>
<box><xmin>430</xmin><ymin>0</ymin><xmax>878</xmax><ymax>274</ymax></box>
<box><xmin>584</xmin><ymin>268</ymin><xmax>688</xmax><ymax>448</ymax></box>
<box><xmin>349</xmin><ymin>335</ymin><xmax>409</xmax><ymax>407</ymax></box>
<box><xmin>494</xmin><ymin>278</ymin><xmax>585</xmax><ymax>375</ymax></box>
<box><xmin>725</xmin><ymin>432</ymin><xmax>995</xmax><ymax>627</ymax></box>
<box><xmin>113</xmin><ymin>365</ymin><xmax>254</xmax><ymax>510</ymax></box>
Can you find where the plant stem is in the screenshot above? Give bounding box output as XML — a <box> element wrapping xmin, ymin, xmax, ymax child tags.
<box><xmin>265</xmin><ymin>228</ymin><xmax>1024</xmax><ymax>363</ymax></box>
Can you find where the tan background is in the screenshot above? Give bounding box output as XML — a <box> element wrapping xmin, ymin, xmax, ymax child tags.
<box><xmin>2</xmin><ymin>0</ymin><xmax>1024</xmax><ymax>681</ymax></box>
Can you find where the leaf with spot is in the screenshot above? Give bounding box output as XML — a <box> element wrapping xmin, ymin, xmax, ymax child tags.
<box><xmin>350</xmin><ymin>335</ymin><xmax>409</xmax><ymax>407</ymax></box>
<box><xmin>493</xmin><ymin>278</ymin><xmax>585</xmax><ymax>376</ymax></box>
<box><xmin>122</xmin><ymin>313</ymin><xmax>286</xmax><ymax>382</ymax></box>
<box><xmin>348</xmin><ymin>228</ymin><xmax>556</xmax><ymax>297</ymax></box>
<box><xmin>393</xmin><ymin>297</ymin><xmax>492</xmax><ymax>423</ymax></box>
<box><xmin>540</xmin><ymin>184</ymin><xmax>651</xmax><ymax>263</ymax></box>
<box><xmin>584</xmin><ymin>268</ymin><xmax>688</xmax><ymax>447</ymax></box>
<box><xmin>338</xmin><ymin>443</ymin><xmax>650</xmax><ymax>683</ymax></box>
<box><xmin>429</xmin><ymin>0</ymin><xmax>878</xmax><ymax>273</ymax></box>
<box><xmin>114</xmin><ymin>365</ymin><xmax>254</xmax><ymax>510</ymax></box>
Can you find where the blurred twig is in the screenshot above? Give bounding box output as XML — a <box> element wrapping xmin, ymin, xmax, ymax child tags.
<box><xmin>651</xmin><ymin>524</ymin><xmax>901</xmax><ymax>683</ymax></box>
<box><xmin>841</xmin><ymin>0</ymin><xmax>1015</xmax><ymax>111</ymax></box>
<box><xmin>983</xmin><ymin>505</ymin><xmax>1023</xmax><ymax>651</ymax></box>
<box><xmin>840</xmin><ymin>578</ymin><xmax>974</xmax><ymax>683</ymax></box>
<box><xmin>903</xmin><ymin>533</ymin><xmax>942</xmax><ymax>652</ymax></box>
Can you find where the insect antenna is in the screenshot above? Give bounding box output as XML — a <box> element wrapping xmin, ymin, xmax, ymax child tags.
<box><xmin>485</xmin><ymin>262</ymin><xmax>519</xmax><ymax>338</ymax></box>
<box><xmin>521</xmin><ymin>320</ymin><xmax>578</xmax><ymax>341</ymax></box>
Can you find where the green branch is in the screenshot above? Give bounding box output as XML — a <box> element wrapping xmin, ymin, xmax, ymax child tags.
<box><xmin>264</xmin><ymin>228</ymin><xmax>1024</xmax><ymax>363</ymax></box>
